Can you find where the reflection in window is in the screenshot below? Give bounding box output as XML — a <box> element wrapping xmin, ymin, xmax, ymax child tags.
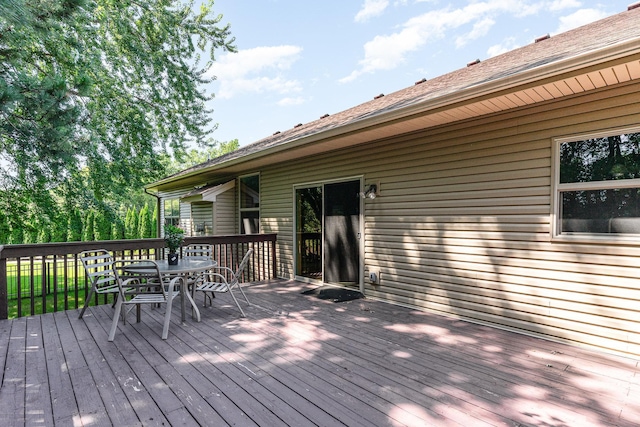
<box><xmin>164</xmin><ymin>199</ymin><xmax>180</xmax><ymax>226</ymax></box>
<box><xmin>557</xmin><ymin>131</ymin><xmax>640</xmax><ymax>235</ymax></box>
<box><xmin>296</xmin><ymin>186</ymin><xmax>322</xmax><ymax>279</ymax></box>
<box><xmin>239</xmin><ymin>175</ymin><xmax>260</xmax><ymax>234</ymax></box>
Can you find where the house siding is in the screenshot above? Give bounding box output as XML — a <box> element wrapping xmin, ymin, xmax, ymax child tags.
<box><xmin>215</xmin><ymin>186</ymin><xmax>237</xmax><ymax>235</ymax></box>
<box><xmin>260</xmin><ymin>81</ymin><xmax>640</xmax><ymax>357</ymax></box>
<box><xmin>157</xmin><ymin>187</ymin><xmax>192</xmax><ymax>234</ymax></box>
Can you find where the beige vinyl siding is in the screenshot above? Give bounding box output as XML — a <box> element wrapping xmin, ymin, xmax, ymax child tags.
<box><xmin>157</xmin><ymin>187</ymin><xmax>192</xmax><ymax>235</ymax></box>
<box><xmin>259</xmin><ymin>80</ymin><xmax>640</xmax><ymax>357</ymax></box>
<box><xmin>215</xmin><ymin>186</ymin><xmax>237</xmax><ymax>235</ymax></box>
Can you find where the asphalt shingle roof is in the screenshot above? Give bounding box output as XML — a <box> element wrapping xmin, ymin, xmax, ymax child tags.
<box><xmin>166</xmin><ymin>6</ymin><xmax>640</xmax><ymax>182</ymax></box>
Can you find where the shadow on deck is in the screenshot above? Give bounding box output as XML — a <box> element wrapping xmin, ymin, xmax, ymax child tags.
<box><xmin>1</xmin><ymin>279</ymin><xmax>639</xmax><ymax>426</ymax></box>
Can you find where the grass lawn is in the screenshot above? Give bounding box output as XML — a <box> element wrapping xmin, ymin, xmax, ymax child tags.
<box><xmin>8</xmin><ymin>289</ymin><xmax>112</xmax><ymax>319</ymax></box>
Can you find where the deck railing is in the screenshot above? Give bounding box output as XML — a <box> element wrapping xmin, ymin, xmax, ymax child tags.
<box><xmin>0</xmin><ymin>233</ymin><xmax>277</xmax><ymax>319</ymax></box>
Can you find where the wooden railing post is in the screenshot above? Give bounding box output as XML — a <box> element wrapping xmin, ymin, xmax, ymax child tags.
<box><xmin>271</xmin><ymin>236</ymin><xmax>277</xmax><ymax>279</ymax></box>
<box><xmin>0</xmin><ymin>255</ymin><xmax>7</xmax><ymax>320</ymax></box>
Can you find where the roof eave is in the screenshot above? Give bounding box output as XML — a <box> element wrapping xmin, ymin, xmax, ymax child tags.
<box><xmin>147</xmin><ymin>36</ymin><xmax>640</xmax><ymax>191</ymax></box>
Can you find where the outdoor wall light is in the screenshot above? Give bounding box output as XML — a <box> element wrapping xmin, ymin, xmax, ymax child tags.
<box><xmin>359</xmin><ymin>184</ymin><xmax>378</xmax><ymax>199</ymax></box>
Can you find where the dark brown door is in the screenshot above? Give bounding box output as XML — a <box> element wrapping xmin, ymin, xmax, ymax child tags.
<box><xmin>323</xmin><ymin>180</ymin><xmax>360</xmax><ymax>287</ymax></box>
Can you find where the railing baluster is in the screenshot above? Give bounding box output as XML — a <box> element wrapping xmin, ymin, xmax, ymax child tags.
<box><xmin>16</xmin><ymin>258</ymin><xmax>22</xmax><ymax>318</ymax></box>
<box><xmin>0</xmin><ymin>258</ymin><xmax>7</xmax><ymax>320</ymax></box>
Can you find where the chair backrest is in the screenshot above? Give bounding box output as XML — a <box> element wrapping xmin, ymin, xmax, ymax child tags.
<box><xmin>183</xmin><ymin>244</ymin><xmax>213</xmax><ymax>260</ymax></box>
<box><xmin>79</xmin><ymin>250</ymin><xmax>120</xmax><ymax>294</ymax></box>
<box><xmin>230</xmin><ymin>248</ymin><xmax>254</xmax><ymax>286</ymax></box>
<box><xmin>120</xmin><ymin>260</ymin><xmax>167</xmax><ymax>298</ymax></box>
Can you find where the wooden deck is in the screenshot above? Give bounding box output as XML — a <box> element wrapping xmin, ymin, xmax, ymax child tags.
<box><xmin>1</xmin><ymin>279</ymin><xmax>638</xmax><ymax>427</ymax></box>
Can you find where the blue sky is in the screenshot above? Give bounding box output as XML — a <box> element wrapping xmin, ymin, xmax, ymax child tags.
<box><xmin>204</xmin><ymin>0</ymin><xmax>633</xmax><ymax>147</ymax></box>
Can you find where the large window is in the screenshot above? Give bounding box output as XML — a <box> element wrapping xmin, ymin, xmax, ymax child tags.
<box><xmin>555</xmin><ymin>128</ymin><xmax>640</xmax><ymax>239</ymax></box>
<box><xmin>239</xmin><ymin>174</ymin><xmax>260</xmax><ymax>234</ymax></box>
<box><xmin>164</xmin><ymin>198</ymin><xmax>180</xmax><ymax>226</ymax></box>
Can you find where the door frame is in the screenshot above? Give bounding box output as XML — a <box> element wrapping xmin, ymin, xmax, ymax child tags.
<box><xmin>293</xmin><ymin>176</ymin><xmax>364</xmax><ymax>292</ymax></box>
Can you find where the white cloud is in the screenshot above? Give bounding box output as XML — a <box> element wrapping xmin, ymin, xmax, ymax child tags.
<box><xmin>455</xmin><ymin>17</ymin><xmax>495</xmax><ymax>48</ymax></box>
<box><xmin>487</xmin><ymin>37</ymin><xmax>521</xmax><ymax>57</ymax></box>
<box><xmin>341</xmin><ymin>2</ymin><xmax>516</xmax><ymax>82</ymax></box>
<box><xmin>341</xmin><ymin>0</ymin><xmax>606</xmax><ymax>83</ymax></box>
<box><xmin>355</xmin><ymin>0</ymin><xmax>389</xmax><ymax>23</ymax></box>
<box><xmin>277</xmin><ymin>97</ymin><xmax>306</xmax><ymax>107</ymax></box>
<box><xmin>207</xmin><ymin>45</ymin><xmax>303</xmax><ymax>99</ymax></box>
<box><xmin>548</xmin><ymin>0</ymin><xmax>582</xmax><ymax>11</ymax></box>
<box><xmin>555</xmin><ymin>8</ymin><xmax>609</xmax><ymax>34</ymax></box>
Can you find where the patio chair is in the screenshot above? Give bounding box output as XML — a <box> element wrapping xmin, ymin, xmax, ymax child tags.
<box><xmin>108</xmin><ymin>260</ymin><xmax>183</xmax><ymax>341</ymax></box>
<box><xmin>195</xmin><ymin>248</ymin><xmax>253</xmax><ymax>317</ymax></box>
<box><xmin>183</xmin><ymin>244</ymin><xmax>214</xmax><ymax>290</ymax></box>
<box><xmin>183</xmin><ymin>244</ymin><xmax>213</xmax><ymax>260</ymax></box>
<box><xmin>78</xmin><ymin>249</ymin><xmax>125</xmax><ymax>319</ymax></box>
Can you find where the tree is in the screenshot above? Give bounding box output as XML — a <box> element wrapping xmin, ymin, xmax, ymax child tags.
<box><xmin>67</xmin><ymin>209</ymin><xmax>83</xmax><ymax>241</ymax></box>
<box><xmin>111</xmin><ymin>218</ymin><xmax>125</xmax><ymax>240</ymax></box>
<box><xmin>82</xmin><ymin>210</ymin><xmax>94</xmax><ymax>241</ymax></box>
<box><xmin>93</xmin><ymin>210</ymin><xmax>111</xmax><ymax>241</ymax></box>
<box><xmin>0</xmin><ymin>211</ymin><xmax>9</xmax><ymax>244</ymax></box>
<box><xmin>0</xmin><ymin>0</ymin><xmax>236</xmax><ymax>237</ymax></box>
<box><xmin>124</xmin><ymin>207</ymin><xmax>138</xmax><ymax>240</ymax></box>
<box><xmin>138</xmin><ymin>203</ymin><xmax>152</xmax><ymax>239</ymax></box>
<box><xmin>151</xmin><ymin>203</ymin><xmax>158</xmax><ymax>238</ymax></box>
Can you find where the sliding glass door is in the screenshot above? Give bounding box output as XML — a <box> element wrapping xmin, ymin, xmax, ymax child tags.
<box><xmin>295</xmin><ymin>180</ymin><xmax>361</xmax><ymax>288</ymax></box>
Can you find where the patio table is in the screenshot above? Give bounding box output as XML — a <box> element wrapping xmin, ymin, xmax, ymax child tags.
<box><xmin>123</xmin><ymin>258</ymin><xmax>216</xmax><ymax>323</ymax></box>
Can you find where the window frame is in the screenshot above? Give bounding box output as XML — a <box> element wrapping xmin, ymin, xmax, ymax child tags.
<box><xmin>238</xmin><ymin>173</ymin><xmax>260</xmax><ymax>234</ymax></box>
<box><xmin>552</xmin><ymin>125</ymin><xmax>640</xmax><ymax>244</ymax></box>
<box><xmin>163</xmin><ymin>198</ymin><xmax>181</xmax><ymax>227</ymax></box>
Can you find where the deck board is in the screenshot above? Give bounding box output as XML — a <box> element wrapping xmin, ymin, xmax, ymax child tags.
<box><xmin>1</xmin><ymin>279</ymin><xmax>639</xmax><ymax>426</ymax></box>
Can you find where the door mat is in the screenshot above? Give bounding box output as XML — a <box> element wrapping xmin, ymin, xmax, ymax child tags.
<box><xmin>301</xmin><ymin>287</ymin><xmax>364</xmax><ymax>303</ymax></box>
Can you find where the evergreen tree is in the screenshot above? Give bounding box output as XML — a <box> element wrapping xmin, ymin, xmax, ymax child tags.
<box><xmin>111</xmin><ymin>218</ymin><xmax>125</xmax><ymax>240</ymax></box>
<box><xmin>24</xmin><ymin>217</ymin><xmax>38</xmax><ymax>243</ymax></box>
<box><xmin>151</xmin><ymin>203</ymin><xmax>158</xmax><ymax>238</ymax></box>
<box><xmin>93</xmin><ymin>210</ymin><xmax>111</xmax><ymax>241</ymax></box>
<box><xmin>67</xmin><ymin>209</ymin><xmax>83</xmax><ymax>241</ymax></box>
<box><xmin>37</xmin><ymin>224</ymin><xmax>51</xmax><ymax>243</ymax></box>
<box><xmin>9</xmin><ymin>226</ymin><xmax>23</xmax><ymax>244</ymax></box>
<box><xmin>138</xmin><ymin>204</ymin><xmax>152</xmax><ymax>239</ymax></box>
<box><xmin>83</xmin><ymin>211</ymin><xmax>95</xmax><ymax>241</ymax></box>
<box><xmin>0</xmin><ymin>211</ymin><xmax>10</xmax><ymax>244</ymax></box>
<box><xmin>124</xmin><ymin>207</ymin><xmax>138</xmax><ymax>239</ymax></box>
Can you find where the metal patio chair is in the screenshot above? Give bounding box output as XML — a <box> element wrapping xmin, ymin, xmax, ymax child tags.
<box><xmin>108</xmin><ymin>260</ymin><xmax>183</xmax><ymax>341</ymax></box>
<box><xmin>78</xmin><ymin>249</ymin><xmax>125</xmax><ymax>319</ymax></box>
<box><xmin>183</xmin><ymin>244</ymin><xmax>213</xmax><ymax>260</ymax></box>
<box><xmin>195</xmin><ymin>248</ymin><xmax>253</xmax><ymax>317</ymax></box>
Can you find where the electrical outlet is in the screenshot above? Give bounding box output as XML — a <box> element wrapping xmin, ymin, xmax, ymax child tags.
<box><xmin>369</xmin><ymin>270</ymin><xmax>379</xmax><ymax>284</ymax></box>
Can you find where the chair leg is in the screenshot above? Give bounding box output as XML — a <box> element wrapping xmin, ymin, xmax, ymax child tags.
<box><xmin>162</xmin><ymin>296</ymin><xmax>174</xmax><ymax>340</ymax></box>
<box><xmin>108</xmin><ymin>299</ymin><xmax>123</xmax><ymax>341</ymax></box>
<box><xmin>184</xmin><ymin>289</ymin><xmax>201</xmax><ymax>322</ymax></box>
<box><xmin>78</xmin><ymin>287</ymin><xmax>95</xmax><ymax>319</ymax></box>
<box><xmin>110</xmin><ymin>293</ymin><xmax>119</xmax><ymax>308</ymax></box>
<box><xmin>202</xmin><ymin>292</ymin><xmax>213</xmax><ymax>307</ymax></box>
<box><xmin>228</xmin><ymin>290</ymin><xmax>246</xmax><ymax>317</ymax></box>
<box><xmin>237</xmin><ymin>285</ymin><xmax>250</xmax><ymax>305</ymax></box>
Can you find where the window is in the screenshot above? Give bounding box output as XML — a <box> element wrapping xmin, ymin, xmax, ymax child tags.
<box><xmin>239</xmin><ymin>174</ymin><xmax>259</xmax><ymax>234</ymax></box>
<box><xmin>554</xmin><ymin>128</ymin><xmax>640</xmax><ymax>239</ymax></box>
<box><xmin>164</xmin><ymin>198</ymin><xmax>180</xmax><ymax>226</ymax></box>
